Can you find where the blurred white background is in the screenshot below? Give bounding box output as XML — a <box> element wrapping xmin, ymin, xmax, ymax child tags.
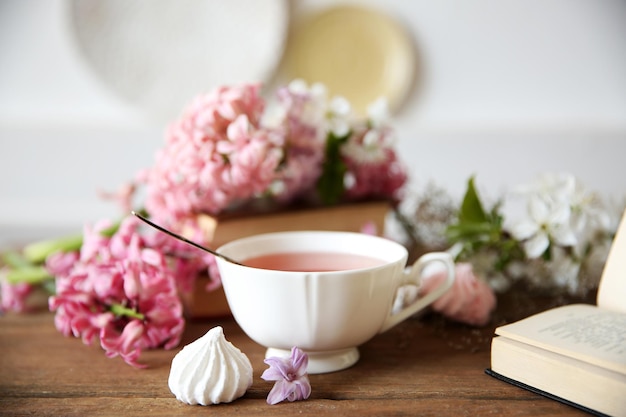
<box><xmin>1</xmin><ymin>0</ymin><xmax>625</xmax><ymax>243</ymax></box>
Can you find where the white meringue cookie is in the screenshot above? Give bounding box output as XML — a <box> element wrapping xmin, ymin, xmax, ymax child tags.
<box><xmin>168</xmin><ymin>326</ymin><xmax>253</xmax><ymax>405</ymax></box>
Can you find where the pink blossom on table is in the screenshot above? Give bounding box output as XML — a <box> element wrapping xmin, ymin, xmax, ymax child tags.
<box><xmin>268</xmin><ymin>80</ymin><xmax>327</xmax><ymax>202</ymax></box>
<box><xmin>419</xmin><ymin>262</ymin><xmax>496</xmax><ymax>326</ymax></box>
<box><xmin>100</xmin><ymin>319</ymin><xmax>145</xmax><ymax>367</ymax></box>
<box><xmin>341</xmin><ymin>126</ymin><xmax>407</xmax><ymax>202</ymax></box>
<box><xmin>98</xmin><ymin>262</ymin><xmax>184</xmax><ymax>367</ymax></box>
<box><xmin>0</xmin><ymin>244</ymin><xmax>78</xmax><ymax>314</ymax></box>
<box><xmin>0</xmin><ymin>273</ymin><xmax>33</xmax><ymax>313</ymax></box>
<box><xmin>49</xmin><ymin>282</ymin><xmax>115</xmax><ymax>346</ymax></box>
<box><xmin>79</xmin><ymin>219</ymin><xmax>113</xmax><ymax>261</ymax></box>
<box><xmin>261</xmin><ymin>346</ymin><xmax>311</xmax><ymax>405</ymax></box>
<box><xmin>138</xmin><ymin>80</ymin><xmax>409</xmax><ymax>216</ymax></box>
<box><xmin>187</xmin><ymin>83</ymin><xmax>265</xmax><ymax>136</ymax></box>
<box><xmin>220</xmin><ymin>115</ymin><xmax>284</xmax><ymax>194</ymax></box>
<box><xmin>141</xmin><ymin>83</ymin><xmax>284</xmax><ymax>222</ymax></box>
<box><xmin>48</xmin><ymin>216</ymin><xmax>186</xmax><ymax>367</ymax></box>
<box><xmin>339</xmin><ymin>97</ymin><xmax>407</xmax><ymax>202</ymax></box>
<box><xmin>273</xmin><ymin>151</ymin><xmax>324</xmax><ymax>204</ymax></box>
<box><xmin>272</xmin><ymin>80</ymin><xmax>328</xmax><ymax>137</ymax></box>
<box><xmin>45</xmin><ymin>251</ymin><xmax>79</xmax><ymax>278</ymax></box>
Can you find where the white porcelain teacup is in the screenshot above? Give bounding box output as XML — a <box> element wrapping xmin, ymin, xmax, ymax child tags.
<box><xmin>216</xmin><ymin>231</ymin><xmax>455</xmax><ymax>374</ymax></box>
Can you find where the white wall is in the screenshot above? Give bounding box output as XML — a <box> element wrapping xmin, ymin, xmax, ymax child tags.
<box><xmin>1</xmin><ymin>0</ymin><xmax>625</xmax><ymax>243</ymax></box>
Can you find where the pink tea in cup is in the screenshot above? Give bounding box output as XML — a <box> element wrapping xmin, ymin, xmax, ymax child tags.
<box><xmin>244</xmin><ymin>252</ymin><xmax>385</xmax><ymax>272</ymax></box>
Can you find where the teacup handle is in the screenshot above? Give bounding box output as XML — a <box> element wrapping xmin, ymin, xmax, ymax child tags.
<box><xmin>379</xmin><ymin>252</ymin><xmax>455</xmax><ymax>333</ymax></box>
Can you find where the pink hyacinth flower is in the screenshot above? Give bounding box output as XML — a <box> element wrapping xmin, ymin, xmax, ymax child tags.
<box><xmin>261</xmin><ymin>346</ymin><xmax>311</xmax><ymax>405</ymax></box>
<box><xmin>48</xmin><ymin>216</ymin><xmax>186</xmax><ymax>368</ymax></box>
<box><xmin>341</xmin><ymin>126</ymin><xmax>407</xmax><ymax>203</ymax></box>
<box><xmin>268</xmin><ymin>81</ymin><xmax>327</xmax><ymax>203</ymax></box>
<box><xmin>0</xmin><ymin>277</ymin><xmax>33</xmax><ymax>313</ymax></box>
<box><xmin>141</xmin><ymin>83</ymin><xmax>284</xmax><ymax>221</ymax></box>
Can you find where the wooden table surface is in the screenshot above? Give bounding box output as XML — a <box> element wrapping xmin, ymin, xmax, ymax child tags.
<box><xmin>0</xmin><ymin>305</ymin><xmax>589</xmax><ymax>417</ymax></box>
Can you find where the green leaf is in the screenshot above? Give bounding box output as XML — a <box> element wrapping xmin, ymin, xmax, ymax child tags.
<box><xmin>458</xmin><ymin>176</ymin><xmax>488</xmax><ymax>224</ymax></box>
<box><xmin>317</xmin><ymin>131</ymin><xmax>350</xmax><ymax>205</ymax></box>
<box><xmin>446</xmin><ymin>222</ymin><xmax>495</xmax><ymax>241</ymax></box>
<box><xmin>1</xmin><ymin>250</ymin><xmax>32</xmax><ymax>269</ymax></box>
<box><xmin>445</xmin><ymin>176</ymin><xmax>507</xmax><ymax>259</ymax></box>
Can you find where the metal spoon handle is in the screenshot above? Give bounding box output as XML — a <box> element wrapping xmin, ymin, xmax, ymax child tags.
<box><xmin>131</xmin><ymin>211</ymin><xmax>244</xmax><ymax>266</ymax></box>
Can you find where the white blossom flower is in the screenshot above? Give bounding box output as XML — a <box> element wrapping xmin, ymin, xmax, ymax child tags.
<box><xmin>327</xmin><ymin>96</ymin><xmax>352</xmax><ymax>137</ymax></box>
<box><xmin>366</xmin><ymin>97</ymin><xmax>390</xmax><ymax>128</ymax></box>
<box><xmin>549</xmin><ymin>246</ymin><xmax>582</xmax><ymax>293</ymax></box>
<box><xmin>507</xmin><ymin>195</ymin><xmax>577</xmax><ymax>259</ymax></box>
<box><xmin>285</xmin><ymin>79</ymin><xmax>328</xmax><ymax>130</ymax></box>
<box><xmin>340</xmin><ymin>130</ymin><xmax>387</xmax><ymax>164</ymax></box>
<box><xmin>425</xmin><ymin>172</ymin><xmax>622</xmax><ymax>296</ymax></box>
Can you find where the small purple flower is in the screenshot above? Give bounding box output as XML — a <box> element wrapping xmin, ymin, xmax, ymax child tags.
<box><xmin>261</xmin><ymin>346</ymin><xmax>311</xmax><ymax>405</ymax></box>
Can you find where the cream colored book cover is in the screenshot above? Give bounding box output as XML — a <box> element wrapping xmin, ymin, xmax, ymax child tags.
<box><xmin>597</xmin><ymin>209</ymin><xmax>626</xmax><ymax>313</ymax></box>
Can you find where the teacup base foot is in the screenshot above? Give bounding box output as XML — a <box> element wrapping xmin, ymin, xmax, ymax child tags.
<box><xmin>265</xmin><ymin>347</ymin><xmax>359</xmax><ymax>374</ymax></box>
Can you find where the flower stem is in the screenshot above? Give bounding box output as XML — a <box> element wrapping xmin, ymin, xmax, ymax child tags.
<box><xmin>5</xmin><ymin>265</ymin><xmax>52</xmax><ymax>285</ymax></box>
<box><xmin>1</xmin><ymin>250</ymin><xmax>33</xmax><ymax>268</ymax></box>
<box><xmin>22</xmin><ymin>222</ymin><xmax>121</xmax><ymax>264</ymax></box>
<box><xmin>2</xmin><ymin>250</ymin><xmax>54</xmax><ymax>289</ymax></box>
<box><xmin>110</xmin><ymin>304</ymin><xmax>145</xmax><ymax>320</ymax></box>
<box><xmin>22</xmin><ymin>234</ymin><xmax>83</xmax><ymax>264</ymax></box>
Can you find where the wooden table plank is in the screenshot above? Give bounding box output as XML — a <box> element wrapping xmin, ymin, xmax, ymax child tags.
<box><xmin>0</xmin><ymin>311</ymin><xmax>587</xmax><ymax>416</ymax></box>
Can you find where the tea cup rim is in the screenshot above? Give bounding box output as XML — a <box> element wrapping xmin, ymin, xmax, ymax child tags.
<box><xmin>216</xmin><ymin>230</ymin><xmax>408</xmax><ymax>273</ymax></box>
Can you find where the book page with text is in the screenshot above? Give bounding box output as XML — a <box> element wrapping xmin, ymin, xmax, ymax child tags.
<box><xmin>598</xmin><ymin>209</ymin><xmax>626</xmax><ymax>313</ymax></box>
<box><xmin>495</xmin><ymin>304</ymin><xmax>626</xmax><ymax>375</ymax></box>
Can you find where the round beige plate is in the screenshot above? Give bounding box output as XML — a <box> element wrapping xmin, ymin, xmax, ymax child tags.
<box><xmin>284</xmin><ymin>5</ymin><xmax>416</xmax><ymax>116</ymax></box>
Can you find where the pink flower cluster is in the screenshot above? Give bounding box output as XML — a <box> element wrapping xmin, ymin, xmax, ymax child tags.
<box><xmin>140</xmin><ymin>84</ymin><xmax>284</xmax><ymax>223</ymax></box>
<box><xmin>268</xmin><ymin>82</ymin><xmax>327</xmax><ymax>203</ymax></box>
<box><xmin>47</xmin><ymin>216</ymin><xmax>211</xmax><ymax>368</ymax></box>
<box><xmin>0</xmin><ymin>279</ymin><xmax>34</xmax><ymax>313</ymax></box>
<box><xmin>341</xmin><ymin>124</ymin><xmax>407</xmax><ymax>202</ymax></box>
<box><xmin>139</xmin><ymin>80</ymin><xmax>408</xmax><ymax>224</ymax></box>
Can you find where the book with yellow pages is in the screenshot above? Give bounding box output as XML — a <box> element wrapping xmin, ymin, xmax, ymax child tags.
<box><xmin>487</xmin><ymin>209</ymin><xmax>626</xmax><ymax>417</ymax></box>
